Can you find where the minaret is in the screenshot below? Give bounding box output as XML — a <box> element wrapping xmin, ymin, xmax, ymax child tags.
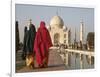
<box><xmin>68</xmin><ymin>29</ymin><xmax>71</xmax><ymax>46</ymax></box>
<box><xmin>74</xmin><ymin>28</ymin><xmax>76</xmax><ymax>43</ymax></box>
<box><xmin>80</xmin><ymin>18</ymin><xmax>84</xmax><ymax>44</ymax></box>
<box><xmin>74</xmin><ymin>28</ymin><xmax>77</xmax><ymax>49</ymax></box>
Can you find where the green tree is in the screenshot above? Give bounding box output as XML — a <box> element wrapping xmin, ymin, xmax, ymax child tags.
<box><xmin>87</xmin><ymin>32</ymin><xmax>94</xmax><ymax>50</ymax></box>
<box><xmin>16</xmin><ymin>21</ymin><xmax>20</xmax><ymax>52</ymax></box>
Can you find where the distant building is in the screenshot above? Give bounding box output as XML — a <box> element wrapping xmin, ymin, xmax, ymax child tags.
<box><xmin>47</xmin><ymin>15</ymin><xmax>71</xmax><ymax>47</ymax></box>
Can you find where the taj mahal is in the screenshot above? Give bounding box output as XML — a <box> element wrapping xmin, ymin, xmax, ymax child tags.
<box><xmin>47</xmin><ymin>15</ymin><xmax>71</xmax><ymax>47</ymax></box>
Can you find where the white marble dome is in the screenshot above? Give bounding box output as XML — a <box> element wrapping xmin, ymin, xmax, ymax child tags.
<box><xmin>50</xmin><ymin>16</ymin><xmax>64</xmax><ymax>28</ymax></box>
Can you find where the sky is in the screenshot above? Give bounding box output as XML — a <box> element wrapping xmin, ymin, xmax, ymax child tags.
<box><xmin>15</xmin><ymin>4</ymin><xmax>94</xmax><ymax>43</ymax></box>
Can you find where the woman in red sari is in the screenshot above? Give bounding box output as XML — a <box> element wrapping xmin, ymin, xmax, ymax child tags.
<box><xmin>34</xmin><ymin>21</ymin><xmax>52</xmax><ymax>68</ymax></box>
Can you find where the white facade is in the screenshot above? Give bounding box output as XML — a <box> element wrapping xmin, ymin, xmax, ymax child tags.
<box><xmin>47</xmin><ymin>15</ymin><xmax>70</xmax><ymax>46</ymax></box>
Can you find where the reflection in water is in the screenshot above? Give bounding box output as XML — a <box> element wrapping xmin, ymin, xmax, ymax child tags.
<box><xmin>80</xmin><ymin>54</ymin><xmax>84</xmax><ymax>69</ymax></box>
<box><xmin>86</xmin><ymin>55</ymin><xmax>94</xmax><ymax>65</ymax></box>
<box><xmin>61</xmin><ymin>51</ymin><xmax>94</xmax><ymax>69</ymax></box>
<box><xmin>68</xmin><ymin>52</ymin><xmax>71</xmax><ymax>67</ymax></box>
<box><xmin>86</xmin><ymin>55</ymin><xmax>89</xmax><ymax>64</ymax></box>
<box><xmin>91</xmin><ymin>56</ymin><xmax>94</xmax><ymax>65</ymax></box>
<box><xmin>75</xmin><ymin>53</ymin><xmax>79</xmax><ymax>58</ymax></box>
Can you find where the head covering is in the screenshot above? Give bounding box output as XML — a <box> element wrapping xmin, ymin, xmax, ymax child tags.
<box><xmin>34</xmin><ymin>21</ymin><xmax>52</xmax><ymax>66</ymax></box>
<box><xmin>40</xmin><ymin>21</ymin><xmax>45</xmax><ymax>28</ymax></box>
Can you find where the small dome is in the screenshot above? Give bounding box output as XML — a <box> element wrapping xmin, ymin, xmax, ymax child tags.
<box><xmin>50</xmin><ymin>16</ymin><xmax>64</xmax><ymax>28</ymax></box>
<box><xmin>63</xmin><ymin>26</ymin><xmax>67</xmax><ymax>31</ymax></box>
